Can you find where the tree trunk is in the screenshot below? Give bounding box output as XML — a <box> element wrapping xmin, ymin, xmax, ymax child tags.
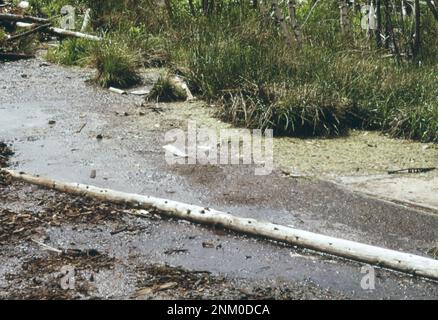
<box><xmin>288</xmin><ymin>0</ymin><xmax>302</xmax><ymax>46</ymax></box>
<box><xmin>413</xmin><ymin>0</ymin><xmax>421</xmax><ymax>59</ymax></box>
<box><xmin>375</xmin><ymin>0</ymin><xmax>382</xmax><ymax>47</ymax></box>
<box><xmin>426</xmin><ymin>0</ymin><xmax>438</xmax><ymax>21</ymax></box>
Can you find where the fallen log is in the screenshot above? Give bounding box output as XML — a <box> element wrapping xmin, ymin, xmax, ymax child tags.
<box><xmin>3</xmin><ymin>169</ymin><xmax>438</xmax><ymax>280</ymax></box>
<box><xmin>6</xmin><ymin>22</ymin><xmax>51</xmax><ymax>42</ymax></box>
<box><xmin>0</xmin><ymin>13</ymin><xmax>49</xmax><ymax>24</ymax></box>
<box><xmin>47</xmin><ymin>27</ymin><xmax>101</xmax><ymax>41</ymax></box>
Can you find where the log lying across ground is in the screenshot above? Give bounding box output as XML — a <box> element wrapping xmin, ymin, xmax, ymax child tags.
<box><xmin>3</xmin><ymin>168</ymin><xmax>438</xmax><ymax>281</ymax></box>
<box><xmin>48</xmin><ymin>27</ymin><xmax>102</xmax><ymax>41</ymax></box>
<box><xmin>0</xmin><ymin>14</ymin><xmax>101</xmax><ymax>41</ymax></box>
<box><xmin>0</xmin><ymin>13</ymin><xmax>50</xmax><ymax>24</ymax></box>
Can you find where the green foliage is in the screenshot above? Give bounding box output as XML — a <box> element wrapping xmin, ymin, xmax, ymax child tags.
<box><xmin>31</xmin><ymin>0</ymin><xmax>438</xmax><ymax>142</ymax></box>
<box><xmin>90</xmin><ymin>38</ymin><xmax>142</xmax><ymax>88</ymax></box>
<box><xmin>0</xmin><ymin>28</ymin><xmax>6</xmax><ymax>42</ymax></box>
<box><xmin>147</xmin><ymin>73</ymin><xmax>187</xmax><ymax>102</ymax></box>
<box><xmin>46</xmin><ymin>38</ymin><xmax>93</xmax><ymax>66</ymax></box>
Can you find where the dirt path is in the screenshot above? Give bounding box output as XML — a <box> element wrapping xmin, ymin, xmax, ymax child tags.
<box><xmin>1</xmin><ymin>56</ymin><xmax>438</xmax><ymax>299</ymax></box>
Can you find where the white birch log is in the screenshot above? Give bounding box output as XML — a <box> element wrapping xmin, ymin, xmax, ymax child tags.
<box><xmin>3</xmin><ymin>168</ymin><xmax>438</xmax><ymax>280</ymax></box>
<box><xmin>48</xmin><ymin>27</ymin><xmax>101</xmax><ymax>41</ymax></box>
<box><xmin>0</xmin><ymin>13</ymin><xmax>49</xmax><ymax>24</ymax></box>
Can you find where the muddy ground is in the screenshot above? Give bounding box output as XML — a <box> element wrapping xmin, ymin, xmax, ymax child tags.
<box><xmin>1</xmin><ymin>177</ymin><xmax>438</xmax><ymax>300</ymax></box>
<box><xmin>1</xmin><ymin>55</ymin><xmax>438</xmax><ymax>299</ymax></box>
<box><xmin>0</xmin><ymin>175</ymin><xmax>348</xmax><ymax>299</ymax></box>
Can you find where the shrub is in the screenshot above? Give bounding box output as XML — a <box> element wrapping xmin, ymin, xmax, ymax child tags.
<box><xmin>90</xmin><ymin>39</ymin><xmax>142</xmax><ymax>88</ymax></box>
<box><xmin>147</xmin><ymin>73</ymin><xmax>187</xmax><ymax>102</ymax></box>
<box><xmin>46</xmin><ymin>38</ymin><xmax>93</xmax><ymax>66</ymax></box>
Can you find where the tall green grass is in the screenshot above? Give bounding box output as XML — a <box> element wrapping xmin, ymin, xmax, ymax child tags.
<box><xmin>35</xmin><ymin>0</ymin><xmax>438</xmax><ymax>142</ymax></box>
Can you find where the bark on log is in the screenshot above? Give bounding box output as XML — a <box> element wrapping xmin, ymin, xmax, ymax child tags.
<box><xmin>0</xmin><ymin>13</ymin><xmax>50</xmax><ymax>24</ymax></box>
<box><xmin>47</xmin><ymin>27</ymin><xmax>101</xmax><ymax>41</ymax></box>
<box><xmin>3</xmin><ymin>169</ymin><xmax>438</xmax><ymax>281</ymax></box>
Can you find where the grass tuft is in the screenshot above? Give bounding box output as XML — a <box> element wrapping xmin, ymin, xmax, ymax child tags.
<box><xmin>90</xmin><ymin>39</ymin><xmax>142</xmax><ymax>88</ymax></box>
<box><xmin>147</xmin><ymin>73</ymin><xmax>187</xmax><ymax>102</ymax></box>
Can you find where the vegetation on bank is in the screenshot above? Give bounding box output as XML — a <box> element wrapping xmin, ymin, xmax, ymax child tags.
<box><xmin>23</xmin><ymin>0</ymin><xmax>438</xmax><ymax>142</ymax></box>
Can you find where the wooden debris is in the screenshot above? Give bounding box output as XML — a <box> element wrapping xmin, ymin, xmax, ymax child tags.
<box><xmin>388</xmin><ymin>167</ymin><xmax>436</xmax><ymax>175</ymax></box>
<box><xmin>4</xmin><ymin>169</ymin><xmax>438</xmax><ymax>281</ymax></box>
<box><xmin>108</xmin><ymin>87</ymin><xmax>127</xmax><ymax>94</ymax></box>
<box><xmin>0</xmin><ymin>13</ymin><xmax>49</xmax><ymax>24</ymax></box>
<box><xmin>5</xmin><ymin>22</ymin><xmax>51</xmax><ymax>42</ymax></box>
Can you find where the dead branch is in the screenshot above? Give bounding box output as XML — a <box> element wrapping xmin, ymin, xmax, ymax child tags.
<box><xmin>0</xmin><ymin>13</ymin><xmax>50</xmax><ymax>24</ymax></box>
<box><xmin>5</xmin><ymin>22</ymin><xmax>51</xmax><ymax>42</ymax></box>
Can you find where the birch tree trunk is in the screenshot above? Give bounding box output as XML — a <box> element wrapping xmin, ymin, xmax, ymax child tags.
<box><xmin>288</xmin><ymin>0</ymin><xmax>302</xmax><ymax>46</ymax></box>
<box><xmin>339</xmin><ymin>0</ymin><xmax>352</xmax><ymax>37</ymax></box>
<box><xmin>272</xmin><ymin>0</ymin><xmax>293</xmax><ymax>47</ymax></box>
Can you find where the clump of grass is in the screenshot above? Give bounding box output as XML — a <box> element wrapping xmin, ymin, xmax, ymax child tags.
<box><xmin>0</xmin><ymin>28</ymin><xmax>6</xmax><ymax>42</ymax></box>
<box><xmin>46</xmin><ymin>38</ymin><xmax>93</xmax><ymax>66</ymax></box>
<box><xmin>147</xmin><ymin>73</ymin><xmax>187</xmax><ymax>102</ymax></box>
<box><xmin>90</xmin><ymin>39</ymin><xmax>142</xmax><ymax>88</ymax></box>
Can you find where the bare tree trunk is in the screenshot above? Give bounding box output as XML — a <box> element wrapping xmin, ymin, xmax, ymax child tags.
<box><xmin>339</xmin><ymin>0</ymin><xmax>352</xmax><ymax>37</ymax></box>
<box><xmin>272</xmin><ymin>0</ymin><xmax>293</xmax><ymax>47</ymax></box>
<box><xmin>164</xmin><ymin>0</ymin><xmax>174</xmax><ymax>20</ymax></box>
<box><xmin>413</xmin><ymin>0</ymin><xmax>421</xmax><ymax>60</ymax></box>
<box><xmin>383</xmin><ymin>0</ymin><xmax>391</xmax><ymax>49</ymax></box>
<box><xmin>188</xmin><ymin>0</ymin><xmax>196</xmax><ymax>16</ymax></box>
<box><xmin>426</xmin><ymin>0</ymin><xmax>438</xmax><ymax>21</ymax></box>
<box><xmin>375</xmin><ymin>0</ymin><xmax>382</xmax><ymax>47</ymax></box>
<box><xmin>288</xmin><ymin>0</ymin><xmax>302</xmax><ymax>46</ymax></box>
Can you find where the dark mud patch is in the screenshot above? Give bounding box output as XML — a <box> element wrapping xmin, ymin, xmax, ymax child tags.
<box><xmin>0</xmin><ymin>181</ymin><xmax>133</xmax><ymax>245</ymax></box>
<box><xmin>134</xmin><ymin>264</ymin><xmax>344</xmax><ymax>300</ymax></box>
<box><xmin>5</xmin><ymin>251</ymin><xmax>115</xmax><ymax>300</ymax></box>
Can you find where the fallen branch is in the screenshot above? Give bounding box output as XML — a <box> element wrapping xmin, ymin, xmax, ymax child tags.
<box><xmin>6</xmin><ymin>23</ymin><xmax>51</xmax><ymax>42</ymax></box>
<box><xmin>47</xmin><ymin>27</ymin><xmax>101</xmax><ymax>41</ymax></box>
<box><xmin>3</xmin><ymin>169</ymin><xmax>438</xmax><ymax>280</ymax></box>
<box><xmin>388</xmin><ymin>167</ymin><xmax>436</xmax><ymax>175</ymax></box>
<box><xmin>31</xmin><ymin>239</ymin><xmax>62</xmax><ymax>254</ymax></box>
<box><xmin>0</xmin><ymin>13</ymin><xmax>50</xmax><ymax>24</ymax></box>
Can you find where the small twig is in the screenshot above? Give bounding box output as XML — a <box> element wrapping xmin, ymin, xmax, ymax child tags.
<box><xmin>31</xmin><ymin>239</ymin><xmax>63</xmax><ymax>254</ymax></box>
<box><xmin>388</xmin><ymin>167</ymin><xmax>436</xmax><ymax>175</ymax></box>
<box><xmin>76</xmin><ymin>123</ymin><xmax>87</xmax><ymax>133</ymax></box>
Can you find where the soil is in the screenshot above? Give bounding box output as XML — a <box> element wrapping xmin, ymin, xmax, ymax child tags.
<box><xmin>0</xmin><ymin>178</ymin><xmax>346</xmax><ymax>300</ymax></box>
